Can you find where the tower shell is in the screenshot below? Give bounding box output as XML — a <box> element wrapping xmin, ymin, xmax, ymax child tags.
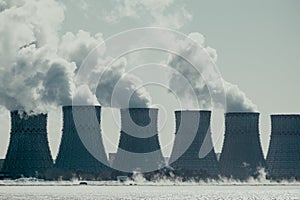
<box><xmin>112</xmin><ymin>108</ymin><xmax>165</xmax><ymax>173</ymax></box>
<box><xmin>170</xmin><ymin>110</ymin><xmax>219</xmax><ymax>178</ymax></box>
<box><xmin>2</xmin><ymin>111</ymin><xmax>53</xmax><ymax>178</ymax></box>
<box><xmin>266</xmin><ymin>114</ymin><xmax>300</xmax><ymax>180</ymax></box>
<box><xmin>219</xmin><ymin>112</ymin><xmax>266</xmax><ymax>180</ymax></box>
<box><xmin>55</xmin><ymin>106</ymin><xmax>109</xmax><ymax>174</ymax></box>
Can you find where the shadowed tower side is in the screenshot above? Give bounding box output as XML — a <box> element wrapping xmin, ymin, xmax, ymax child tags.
<box><xmin>55</xmin><ymin>106</ymin><xmax>109</xmax><ymax>174</ymax></box>
<box><xmin>169</xmin><ymin>110</ymin><xmax>219</xmax><ymax>178</ymax></box>
<box><xmin>266</xmin><ymin>114</ymin><xmax>300</xmax><ymax>180</ymax></box>
<box><xmin>112</xmin><ymin>108</ymin><xmax>165</xmax><ymax>173</ymax></box>
<box><xmin>2</xmin><ymin>111</ymin><xmax>53</xmax><ymax>178</ymax></box>
<box><xmin>219</xmin><ymin>112</ymin><xmax>266</xmax><ymax>180</ymax></box>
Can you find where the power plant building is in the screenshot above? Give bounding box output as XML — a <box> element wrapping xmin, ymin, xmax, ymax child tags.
<box><xmin>112</xmin><ymin>108</ymin><xmax>165</xmax><ymax>173</ymax></box>
<box><xmin>3</xmin><ymin>107</ymin><xmax>300</xmax><ymax>180</ymax></box>
<box><xmin>2</xmin><ymin>111</ymin><xmax>53</xmax><ymax>178</ymax></box>
<box><xmin>55</xmin><ymin>106</ymin><xmax>109</xmax><ymax>174</ymax></box>
<box><xmin>219</xmin><ymin>112</ymin><xmax>266</xmax><ymax>180</ymax></box>
<box><xmin>266</xmin><ymin>114</ymin><xmax>300</xmax><ymax>180</ymax></box>
<box><xmin>169</xmin><ymin>110</ymin><xmax>219</xmax><ymax>178</ymax></box>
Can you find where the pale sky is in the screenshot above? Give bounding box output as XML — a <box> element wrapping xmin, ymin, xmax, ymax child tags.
<box><xmin>0</xmin><ymin>0</ymin><xmax>299</xmax><ymax>160</ymax></box>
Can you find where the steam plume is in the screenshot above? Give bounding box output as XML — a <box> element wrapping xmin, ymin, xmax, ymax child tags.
<box><xmin>0</xmin><ymin>0</ymin><xmax>151</xmax><ymax>112</ymax></box>
<box><xmin>168</xmin><ymin>32</ymin><xmax>257</xmax><ymax>112</ymax></box>
<box><xmin>59</xmin><ymin>31</ymin><xmax>152</xmax><ymax>108</ymax></box>
<box><xmin>0</xmin><ymin>0</ymin><xmax>76</xmax><ymax>113</ymax></box>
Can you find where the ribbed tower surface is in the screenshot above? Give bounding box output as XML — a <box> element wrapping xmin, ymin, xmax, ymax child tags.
<box><xmin>219</xmin><ymin>112</ymin><xmax>266</xmax><ymax>180</ymax></box>
<box><xmin>55</xmin><ymin>106</ymin><xmax>109</xmax><ymax>174</ymax></box>
<box><xmin>266</xmin><ymin>114</ymin><xmax>300</xmax><ymax>180</ymax></box>
<box><xmin>2</xmin><ymin>111</ymin><xmax>53</xmax><ymax>177</ymax></box>
<box><xmin>169</xmin><ymin>110</ymin><xmax>219</xmax><ymax>178</ymax></box>
<box><xmin>112</xmin><ymin>108</ymin><xmax>165</xmax><ymax>173</ymax></box>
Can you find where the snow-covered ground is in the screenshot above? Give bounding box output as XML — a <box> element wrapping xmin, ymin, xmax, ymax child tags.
<box><xmin>0</xmin><ymin>185</ymin><xmax>299</xmax><ymax>200</ymax></box>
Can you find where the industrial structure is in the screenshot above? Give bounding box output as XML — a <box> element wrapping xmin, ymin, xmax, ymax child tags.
<box><xmin>169</xmin><ymin>110</ymin><xmax>219</xmax><ymax>178</ymax></box>
<box><xmin>2</xmin><ymin>111</ymin><xmax>53</xmax><ymax>178</ymax></box>
<box><xmin>266</xmin><ymin>114</ymin><xmax>300</xmax><ymax>180</ymax></box>
<box><xmin>219</xmin><ymin>112</ymin><xmax>266</xmax><ymax>180</ymax></box>
<box><xmin>2</xmin><ymin>107</ymin><xmax>300</xmax><ymax>180</ymax></box>
<box><xmin>55</xmin><ymin>106</ymin><xmax>109</xmax><ymax>174</ymax></box>
<box><xmin>112</xmin><ymin>108</ymin><xmax>165</xmax><ymax>173</ymax></box>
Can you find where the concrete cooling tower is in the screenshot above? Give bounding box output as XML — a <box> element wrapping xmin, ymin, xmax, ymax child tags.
<box><xmin>266</xmin><ymin>115</ymin><xmax>300</xmax><ymax>180</ymax></box>
<box><xmin>2</xmin><ymin>111</ymin><xmax>53</xmax><ymax>178</ymax></box>
<box><xmin>112</xmin><ymin>108</ymin><xmax>165</xmax><ymax>173</ymax></box>
<box><xmin>169</xmin><ymin>111</ymin><xmax>219</xmax><ymax>178</ymax></box>
<box><xmin>219</xmin><ymin>112</ymin><xmax>266</xmax><ymax>180</ymax></box>
<box><xmin>55</xmin><ymin>106</ymin><xmax>109</xmax><ymax>174</ymax></box>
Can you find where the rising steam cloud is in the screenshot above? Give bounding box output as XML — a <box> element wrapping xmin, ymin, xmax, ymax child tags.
<box><xmin>0</xmin><ymin>0</ymin><xmax>151</xmax><ymax>112</ymax></box>
<box><xmin>0</xmin><ymin>0</ymin><xmax>75</xmax><ymax>113</ymax></box>
<box><xmin>94</xmin><ymin>57</ymin><xmax>151</xmax><ymax>108</ymax></box>
<box><xmin>168</xmin><ymin>32</ymin><xmax>257</xmax><ymax>112</ymax></box>
<box><xmin>0</xmin><ymin>0</ymin><xmax>256</xmax><ymax>113</ymax></box>
<box><xmin>58</xmin><ymin>30</ymin><xmax>151</xmax><ymax>108</ymax></box>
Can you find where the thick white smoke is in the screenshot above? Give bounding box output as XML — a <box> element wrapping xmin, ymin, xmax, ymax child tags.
<box><xmin>95</xmin><ymin>57</ymin><xmax>151</xmax><ymax>108</ymax></box>
<box><xmin>0</xmin><ymin>0</ymin><xmax>77</xmax><ymax>113</ymax></box>
<box><xmin>168</xmin><ymin>32</ymin><xmax>257</xmax><ymax>112</ymax></box>
<box><xmin>58</xmin><ymin>30</ymin><xmax>104</xmax><ymax>69</ymax></box>
<box><xmin>58</xmin><ymin>31</ymin><xmax>152</xmax><ymax>108</ymax></box>
<box><xmin>224</xmin><ymin>82</ymin><xmax>257</xmax><ymax>112</ymax></box>
<box><xmin>0</xmin><ymin>0</ymin><xmax>256</xmax><ymax>112</ymax></box>
<box><xmin>0</xmin><ymin>0</ymin><xmax>152</xmax><ymax>112</ymax></box>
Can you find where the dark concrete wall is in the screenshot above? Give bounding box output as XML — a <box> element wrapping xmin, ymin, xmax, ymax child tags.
<box><xmin>266</xmin><ymin>115</ymin><xmax>300</xmax><ymax>180</ymax></box>
<box><xmin>219</xmin><ymin>112</ymin><xmax>266</xmax><ymax>180</ymax></box>
<box><xmin>112</xmin><ymin>108</ymin><xmax>165</xmax><ymax>173</ymax></box>
<box><xmin>55</xmin><ymin>106</ymin><xmax>109</xmax><ymax>174</ymax></box>
<box><xmin>170</xmin><ymin>110</ymin><xmax>219</xmax><ymax>178</ymax></box>
<box><xmin>0</xmin><ymin>159</ymin><xmax>4</xmax><ymax>170</ymax></box>
<box><xmin>2</xmin><ymin>111</ymin><xmax>53</xmax><ymax>177</ymax></box>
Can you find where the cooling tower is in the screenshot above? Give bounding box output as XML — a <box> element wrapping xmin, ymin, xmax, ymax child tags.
<box><xmin>169</xmin><ymin>110</ymin><xmax>219</xmax><ymax>178</ymax></box>
<box><xmin>219</xmin><ymin>112</ymin><xmax>266</xmax><ymax>180</ymax></box>
<box><xmin>112</xmin><ymin>108</ymin><xmax>165</xmax><ymax>173</ymax></box>
<box><xmin>2</xmin><ymin>111</ymin><xmax>53</xmax><ymax>178</ymax></box>
<box><xmin>266</xmin><ymin>115</ymin><xmax>300</xmax><ymax>180</ymax></box>
<box><xmin>55</xmin><ymin>106</ymin><xmax>109</xmax><ymax>174</ymax></box>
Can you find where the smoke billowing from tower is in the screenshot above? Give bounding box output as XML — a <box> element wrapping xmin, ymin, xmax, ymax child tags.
<box><xmin>219</xmin><ymin>112</ymin><xmax>266</xmax><ymax>180</ymax></box>
<box><xmin>112</xmin><ymin>108</ymin><xmax>165</xmax><ymax>173</ymax></box>
<box><xmin>2</xmin><ymin>111</ymin><xmax>53</xmax><ymax>177</ymax></box>
<box><xmin>169</xmin><ymin>110</ymin><xmax>219</xmax><ymax>178</ymax></box>
<box><xmin>55</xmin><ymin>106</ymin><xmax>109</xmax><ymax>174</ymax></box>
<box><xmin>266</xmin><ymin>115</ymin><xmax>300</xmax><ymax>180</ymax></box>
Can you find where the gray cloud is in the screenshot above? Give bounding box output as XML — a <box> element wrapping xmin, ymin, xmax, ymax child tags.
<box><xmin>58</xmin><ymin>30</ymin><xmax>104</xmax><ymax>69</ymax></box>
<box><xmin>0</xmin><ymin>0</ymin><xmax>74</xmax><ymax>113</ymax></box>
<box><xmin>168</xmin><ymin>32</ymin><xmax>257</xmax><ymax>112</ymax></box>
<box><xmin>59</xmin><ymin>31</ymin><xmax>152</xmax><ymax>108</ymax></box>
<box><xmin>41</xmin><ymin>59</ymin><xmax>75</xmax><ymax>107</ymax></box>
<box><xmin>0</xmin><ymin>0</ymin><xmax>256</xmax><ymax>113</ymax></box>
<box><xmin>94</xmin><ymin>57</ymin><xmax>151</xmax><ymax>108</ymax></box>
